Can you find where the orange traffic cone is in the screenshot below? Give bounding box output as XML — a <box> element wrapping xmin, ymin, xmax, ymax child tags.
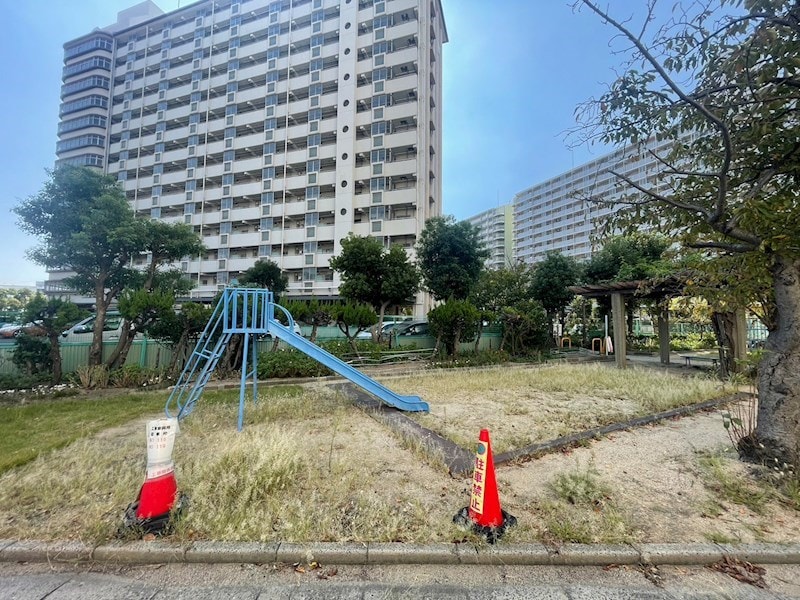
<box><xmin>123</xmin><ymin>418</ymin><xmax>185</xmax><ymax>535</ymax></box>
<box><xmin>453</xmin><ymin>429</ymin><xmax>516</xmax><ymax>543</ymax></box>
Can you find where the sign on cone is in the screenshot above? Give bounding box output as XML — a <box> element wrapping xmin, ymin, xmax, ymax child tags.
<box><xmin>124</xmin><ymin>418</ymin><xmax>184</xmax><ymax>534</ymax></box>
<box><xmin>453</xmin><ymin>428</ymin><xmax>516</xmax><ymax>543</ymax></box>
<box><xmin>468</xmin><ymin>429</ymin><xmax>503</xmax><ymax>527</ymax></box>
<box><xmin>136</xmin><ymin>418</ymin><xmax>179</xmax><ymax>520</ymax></box>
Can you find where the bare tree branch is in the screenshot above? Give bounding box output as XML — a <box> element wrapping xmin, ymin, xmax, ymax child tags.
<box><xmin>688</xmin><ymin>240</ymin><xmax>757</xmax><ymax>253</ymax></box>
<box><xmin>606</xmin><ymin>168</ymin><xmax>710</xmax><ymax>216</ymax></box>
<box><xmin>579</xmin><ymin>0</ymin><xmax>733</xmax><ymax>223</ymax></box>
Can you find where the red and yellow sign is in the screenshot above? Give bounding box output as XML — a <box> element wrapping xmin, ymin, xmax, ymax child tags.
<box><xmin>469</xmin><ymin>441</ymin><xmax>488</xmax><ymax>515</ymax></box>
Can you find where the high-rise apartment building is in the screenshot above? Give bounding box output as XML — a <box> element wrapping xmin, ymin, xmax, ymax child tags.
<box><xmin>513</xmin><ymin>139</ymin><xmax>675</xmax><ymax>265</ymax></box>
<box><xmin>465</xmin><ymin>204</ymin><xmax>513</xmax><ymax>270</ymax></box>
<box><xmin>54</xmin><ymin>0</ymin><xmax>446</xmax><ymax>311</ymax></box>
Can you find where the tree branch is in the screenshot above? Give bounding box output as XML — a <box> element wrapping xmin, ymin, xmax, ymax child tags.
<box><xmin>688</xmin><ymin>240</ymin><xmax>757</xmax><ymax>253</ymax></box>
<box><xmin>606</xmin><ymin>169</ymin><xmax>710</xmax><ymax>216</ymax></box>
<box><xmin>580</xmin><ymin>0</ymin><xmax>733</xmax><ymax>222</ymax></box>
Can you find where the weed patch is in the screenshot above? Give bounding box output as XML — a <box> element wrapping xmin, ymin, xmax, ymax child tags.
<box><xmin>537</xmin><ymin>464</ymin><xmax>635</xmax><ymax>544</ymax></box>
<box><xmin>698</xmin><ymin>453</ymin><xmax>773</xmax><ymax>515</ymax></box>
<box><xmin>393</xmin><ymin>364</ymin><xmax>731</xmax><ymax>454</ymax></box>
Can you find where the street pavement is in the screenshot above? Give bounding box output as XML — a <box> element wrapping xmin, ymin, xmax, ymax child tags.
<box><xmin>2</xmin><ymin>561</ymin><xmax>800</xmax><ymax>599</ymax></box>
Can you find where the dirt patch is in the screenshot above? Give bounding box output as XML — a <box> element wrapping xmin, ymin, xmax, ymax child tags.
<box><xmin>495</xmin><ymin>401</ymin><xmax>800</xmax><ymax>544</ymax></box>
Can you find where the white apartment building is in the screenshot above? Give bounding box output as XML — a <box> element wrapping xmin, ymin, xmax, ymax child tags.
<box><xmin>513</xmin><ymin>139</ymin><xmax>675</xmax><ymax>265</ymax></box>
<box><xmin>53</xmin><ymin>0</ymin><xmax>446</xmax><ymax>311</ymax></box>
<box><xmin>465</xmin><ymin>204</ymin><xmax>513</xmax><ymax>270</ymax></box>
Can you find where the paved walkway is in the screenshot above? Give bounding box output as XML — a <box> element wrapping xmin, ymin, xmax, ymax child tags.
<box><xmin>3</xmin><ymin>560</ymin><xmax>800</xmax><ymax>599</ymax></box>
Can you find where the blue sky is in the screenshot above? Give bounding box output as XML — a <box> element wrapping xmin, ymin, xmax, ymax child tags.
<box><xmin>0</xmin><ymin>0</ymin><xmax>636</xmax><ymax>286</ymax></box>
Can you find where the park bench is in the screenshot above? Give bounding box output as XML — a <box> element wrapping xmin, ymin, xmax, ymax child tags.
<box><xmin>681</xmin><ymin>354</ymin><xmax>719</xmax><ymax>369</ymax></box>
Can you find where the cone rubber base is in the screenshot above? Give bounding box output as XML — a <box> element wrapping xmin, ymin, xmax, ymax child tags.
<box><xmin>121</xmin><ymin>493</ymin><xmax>187</xmax><ymax>536</ymax></box>
<box><xmin>453</xmin><ymin>506</ymin><xmax>517</xmax><ymax>544</ymax></box>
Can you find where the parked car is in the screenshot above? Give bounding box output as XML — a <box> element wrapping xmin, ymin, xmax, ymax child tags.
<box><xmin>356</xmin><ymin>321</ymin><xmax>404</xmax><ymax>340</ymax></box>
<box><xmin>0</xmin><ymin>323</ymin><xmax>21</xmax><ymax>338</ymax></box>
<box><xmin>393</xmin><ymin>320</ymin><xmax>430</xmax><ymax>337</ymax></box>
<box><xmin>61</xmin><ymin>312</ymin><xmax>131</xmax><ymax>343</ymax></box>
<box><xmin>0</xmin><ymin>321</ymin><xmax>46</xmax><ymax>338</ymax></box>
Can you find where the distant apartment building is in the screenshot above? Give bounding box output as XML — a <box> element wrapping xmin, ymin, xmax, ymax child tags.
<box><xmin>513</xmin><ymin>139</ymin><xmax>675</xmax><ymax>265</ymax></box>
<box><xmin>51</xmin><ymin>0</ymin><xmax>447</xmax><ymax>312</ymax></box>
<box><xmin>465</xmin><ymin>204</ymin><xmax>513</xmax><ymax>270</ymax></box>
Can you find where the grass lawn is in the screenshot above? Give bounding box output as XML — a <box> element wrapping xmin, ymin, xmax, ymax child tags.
<box><xmin>385</xmin><ymin>363</ymin><xmax>734</xmax><ymax>453</ymax></box>
<box><xmin>0</xmin><ymin>385</ymin><xmax>467</xmax><ymax>544</ymax></box>
<box><xmin>0</xmin><ymin>391</ymin><xmax>166</xmax><ymax>474</ymax></box>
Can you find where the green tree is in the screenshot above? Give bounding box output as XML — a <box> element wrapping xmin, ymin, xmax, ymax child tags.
<box><xmin>470</xmin><ymin>262</ymin><xmax>533</xmax><ymax>350</ymax></box>
<box><xmin>428</xmin><ymin>299</ymin><xmax>481</xmax><ymax>356</ymax></box>
<box><xmin>239</xmin><ymin>259</ymin><xmax>288</xmax><ymax>299</ymax></box>
<box><xmin>0</xmin><ymin>289</ymin><xmax>35</xmax><ymax>316</ymax></box>
<box><xmin>499</xmin><ymin>300</ymin><xmax>550</xmax><ymax>356</ymax></box>
<box><xmin>416</xmin><ymin>216</ymin><xmax>488</xmax><ymax>301</ymax></box>
<box><xmin>19</xmin><ymin>294</ymin><xmax>86</xmax><ymax>384</ymax></box>
<box><xmin>573</xmin><ymin>0</ymin><xmax>800</xmax><ymax>461</ymax></box>
<box><xmin>14</xmin><ymin>167</ymin><xmax>147</xmax><ymax>366</ymax></box>
<box><xmin>14</xmin><ymin>168</ymin><xmax>204</xmax><ymax>369</ymax></box>
<box><xmin>148</xmin><ymin>301</ymin><xmax>213</xmax><ymax>374</ymax></box>
<box><xmin>107</xmin><ymin>221</ymin><xmax>204</xmax><ymax>370</ymax></box>
<box><xmin>329</xmin><ymin>235</ymin><xmax>419</xmax><ymax>340</ymax></box>
<box><xmin>529</xmin><ymin>252</ymin><xmax>583</xmax><ymax>343</ymax></box>
<box><xmin>285</xmin><ymin>299</ymin><xmax>334</xmax><ymax>343</ymax></box>
<box><xmin>332</xmin><ymin>302</ymin><xmax>377</xmax><ymax>352</ymax></box>
<box><xmin>584</xmin><ymin>235</ymin><xmax>672</xmax><ymax>284</ymax></box>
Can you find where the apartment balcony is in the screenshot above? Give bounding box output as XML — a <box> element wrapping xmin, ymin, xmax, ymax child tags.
<box><xmin>231</xmin><ymin>231</ymin><xmax>262</xmax><ymax>247</ymax></box>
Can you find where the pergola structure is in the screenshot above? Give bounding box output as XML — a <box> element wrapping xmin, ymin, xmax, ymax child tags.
<box><xmin>570</xmin><ymin>276</ymin><xmax>719</xmax><ymax>369</ymax></box>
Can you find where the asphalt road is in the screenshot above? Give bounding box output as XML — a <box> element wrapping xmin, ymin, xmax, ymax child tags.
<box><xmin>2</xmin><ymin>561</ymin><xmax>799</xmax><ymax>599</ymax></box>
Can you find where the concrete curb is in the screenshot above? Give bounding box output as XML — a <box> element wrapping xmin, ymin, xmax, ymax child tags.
<box><xmin>2</xmin><ymin>540</ymin><xmax>799</xmax><ymax>567</ymax></box>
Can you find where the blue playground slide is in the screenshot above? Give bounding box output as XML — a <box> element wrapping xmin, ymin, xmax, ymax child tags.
<box><xmin>165</xmin><ymin>288</ymin><xmax>428</xmax><ymax>430</ymax></box>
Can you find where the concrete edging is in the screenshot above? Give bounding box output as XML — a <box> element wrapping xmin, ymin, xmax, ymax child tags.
<box><xmin>2</xmin><ymin>540</ymin><xmax>799</xmax><ymax>567</ymax></box>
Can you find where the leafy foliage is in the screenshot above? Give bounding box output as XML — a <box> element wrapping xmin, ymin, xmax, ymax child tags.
<box><xmin>239</xmin><ymin>259</ymin><xmax>288</xmax><ymax>298</ymax></box>
<box><xmin>470</xmin><ymin>263</ymin><xmax>533</xmax><ymax>322</ymax></box>
<box><xmin>572</xmin><ymin>0</ymin><xmax>800</xmax><ymax>460</ymax></box>
<box><xmin>12</xmin><ymin>335</ymin><xmax>51</xmax><ymax>376</ymax></box>
<box><xmin>529</xmin><ymin>252</ymin><xmax>583</xmax><ymax>339</ymax></box>
<box><xmin>329</xmin><ymin>235</ymin><xmax>419</xmax><ymax>337</ymax></box>
<box><xmin>416</xmin><ymin>216</ymin><xmax>488</xmax><ymax>301</ymax></box>
<box><xmin>20</xmin><ymin>294</ymin><xmax>86</xmax><ymax>383</ymax></box>
<box><xmin>283</xmin><ymin>299</ymin><xmax>335</xmax><ymax>342</ymax></box>
<box><xmin>14</xmin><ymin>166</ymin><xmax>203</xmax><ymax>367</ymax></box>
<box><xmin>427</xmin><ymin>299</ymin><xmax>480</xmax><ymax>356</ymax></box>
<box><xmin>331</xmin><ymin>302</ymin><xmax>377</xmax><ymax>350</ymax></box>
<box><xmin>499</xmin><ymin>300</ymin><xmax>550</xmax><ymax>355</ymax></box>
<box><xmin>584</xmin><ymin>235</ymin><xmax>672</xmax><ymax>284</ymax></box>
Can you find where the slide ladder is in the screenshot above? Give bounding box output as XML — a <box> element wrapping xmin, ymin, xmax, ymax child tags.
<box><xmin>165</xmin><ymin>288</ymin><xmax>428</xmax><ymax>430</ymax></box>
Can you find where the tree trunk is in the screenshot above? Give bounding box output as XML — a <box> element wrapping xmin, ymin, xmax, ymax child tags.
<box><xmin>48</xmin><ymin>332</ymin><xmax>62</xmax><ymax>385</ymax></box>
<box><xmin>375</xmin><ymin>303</ymin><xmax>387</xmax><ymax>343</ymax></box>
<box><xmin>452</xmin><ymin>324</ymin><xmax>462</xmax><ymax>356</ymax></box>
<box><xmin>474</xmin><ymin>320</ymin><xmax>484</xmax><ymax>352</ymax></box>
<box><xmin>89</xmin><ymin>283</ymin><xmax>108</xmax><ymax>367</ymax></box>
<box><xmin>711</xmin><ymin>311</ymin><xmax>735</xmax><ymax>379</ymax></box>
<box><xmin>756</xmin><ymin>255</ymin><xmax>800</xmax><ymax>464</ymax></box>
<box><xmin>168</xmin><ymin>330</ymin><xmax>189</xmax><ymax>374</ymax></box>
<box><xmin>106</xmin><ymin>320</ymin><xmax>134</xmax><ymax>371</ymax></box>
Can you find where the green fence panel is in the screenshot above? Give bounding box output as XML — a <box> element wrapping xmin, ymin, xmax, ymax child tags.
<box><xmin>0</xmin><ymin>339</ymin><xmax>176</xmax><ymax>377</ymax></box>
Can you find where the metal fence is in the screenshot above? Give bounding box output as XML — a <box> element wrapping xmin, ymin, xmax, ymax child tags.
<box><xmin>0</xmin><ymin>339</ymin><xmax>176</xmax><ymax>376</ymax></box>
<box><xmin>0</xmin><ymin>331</ymin><xmax>506</xmax><ymax>377</ymax></box>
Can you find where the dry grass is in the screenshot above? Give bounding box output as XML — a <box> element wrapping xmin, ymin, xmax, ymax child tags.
<box><xmin>0</xmin><ymin>387</ymin><xmax>467</xmax><ymax>544</ymax></box>
<box><xmin>386</xmin><ymin>363</ymin><xmax>733</xmax><ymax>453</ymax></box>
